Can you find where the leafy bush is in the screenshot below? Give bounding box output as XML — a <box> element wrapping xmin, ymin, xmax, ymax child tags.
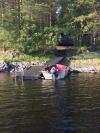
<box><xmin>77</xmin><ymin>46</ymin><xmax>89</xmax><ymax>54</ymax></box>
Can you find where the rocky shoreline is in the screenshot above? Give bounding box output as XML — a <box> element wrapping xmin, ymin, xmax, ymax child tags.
<box><xmin>0</xmin><ymin>61</ymin><xmax>38</xmax><ymax>73</ymax></box>
<box><xmin>0</xmin><ymin>59</ymin><xmax>100</xmax><ymax>74</ymax></box>
<box><xmin>69</xmin><ymin>59</ymin><xmax>100</xmax><ymax>74</ymax></box>
<box><xmin>70</xmin><ymin>66</ymin><xmax>99</xmax><ymax>73</ymax></box>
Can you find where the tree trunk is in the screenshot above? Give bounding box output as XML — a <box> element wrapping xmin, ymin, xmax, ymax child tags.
<box><xmin>48</xmin><ymin>5</ymin><xmax>52</xmax><ymax>27</ymax></box>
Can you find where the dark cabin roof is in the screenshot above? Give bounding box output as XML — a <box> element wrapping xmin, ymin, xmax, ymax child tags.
<box><xmin>58</xmin><ymin>33</ymin><xmax>74</xmax><ymax>46</ymax></box>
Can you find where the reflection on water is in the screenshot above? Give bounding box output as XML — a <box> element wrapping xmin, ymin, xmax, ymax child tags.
<box><xmin>0</xmin><ymin>73</ymin><xmax>100</xmax><ymax>133</ymax></box>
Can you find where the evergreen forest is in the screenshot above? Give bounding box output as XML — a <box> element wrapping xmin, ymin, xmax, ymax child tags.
<box><xmin>0</xmin><ymin>0</ymin><xmax>100</xmax><ymax>55</ymax></box>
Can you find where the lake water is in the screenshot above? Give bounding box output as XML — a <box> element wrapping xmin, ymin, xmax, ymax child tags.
<box><xmin>0</xmin><ymin>73</ymin><xmax>100</xmax><ymax>133</ymax></box>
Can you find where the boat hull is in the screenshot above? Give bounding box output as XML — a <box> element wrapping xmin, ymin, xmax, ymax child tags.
<box><xmin>41</xmin><ymin>70</ymin><xmax>68</xmax><ymax>80</ymax></box>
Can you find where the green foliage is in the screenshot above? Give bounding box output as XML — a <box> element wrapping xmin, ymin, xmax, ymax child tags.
<box><xmin>0</xmin><ymin>0</ymin><xmax>99</xmax><ymax>55</ymax></box>
<box><xmin>77</xmin><ymin>46</ymin><xmax>89</xmax><ymax>53</ymax></box>
<box><xmin>72</xmin><ymin>51</ymin><xmax>100</xmax><ymax>60</ymax></box>
<box><xmin>0</xmin><ymin>52</ymin><xmax>53</xmax><ymax>63</ymax></box>
<box><xmin>17</xmin><ymin>25</ymin><xmax>58</xmax><ymax>54</ymax></box>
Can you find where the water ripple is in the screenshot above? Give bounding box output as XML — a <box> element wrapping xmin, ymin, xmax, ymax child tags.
<box><xmin>0</xmin><ymin>73</ymin><xmax>100</xmax><ymax>133</ymax></box>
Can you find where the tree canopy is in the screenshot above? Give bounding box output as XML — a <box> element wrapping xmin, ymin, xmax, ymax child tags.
<box><xmin>0</xmin><ymin>0</ymin><xmax>100</xmax><ymax>53</ymax></box>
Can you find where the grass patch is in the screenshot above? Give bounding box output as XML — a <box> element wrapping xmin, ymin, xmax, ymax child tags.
<box><xmin>72</xmin><ymin>51</ymin><xmax>100</xmax><ymax>60</ymax></box>
<box><xmin>0</xmin><ymin>51</ymin><xmax>54</xmax><ymax>63</ymax></box>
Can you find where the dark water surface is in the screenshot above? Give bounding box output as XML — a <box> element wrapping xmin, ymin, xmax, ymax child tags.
<box><xmin>0</xmin><ymin>73</ymin><xmax>100</xmax><ymax>133</ymax></box>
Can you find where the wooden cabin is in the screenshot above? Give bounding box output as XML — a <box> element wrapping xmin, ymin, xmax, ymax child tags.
<box><xmin>56</xmin><ymin>33</ymin><xmax>75</xmax><ymax>56</ymax></box>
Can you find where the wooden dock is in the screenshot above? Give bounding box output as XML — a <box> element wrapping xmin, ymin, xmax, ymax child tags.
<box><xmin>56</xmin><ymin>46</ymin><xmax>76</xmax><ymax>50</ymax></box>
<box><xmin>13</xmin><ymin>57</ymin><xmax>64</xmax><ymax>80</ymax></box>
<box><xmin>44</xmin><ymin>56</ymin><xmax>64</xmax><ymax>66</ymax></box>
<box><xmin>13</xmin><ymin>66</ymin><xmax>42</xmax><ymax>80</ymax></box>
